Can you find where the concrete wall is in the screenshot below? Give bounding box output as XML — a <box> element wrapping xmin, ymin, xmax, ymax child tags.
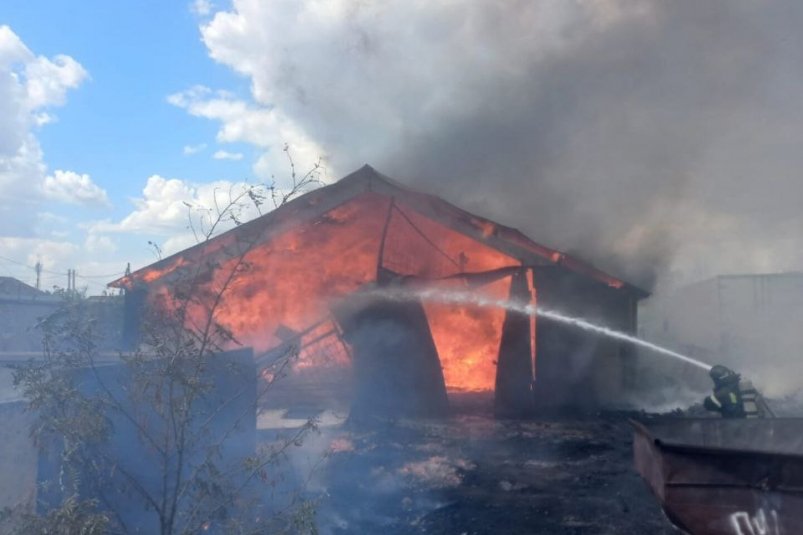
<box><xmin>0</xmin><ymin>297</ymin><xmax>60</xmax><ymax>352</ymax></box>
<box><xmin>0</xmin><ymin>296</ymin><xmax>124</xmax><ymax>353</ymax></box>
<box><xmin>717</xmin><ymin>275</ymin><xmax>803</xmax><ymax>395</ymax></box>
<box><xmin>659</xmin><ymin>279</ymin><xmax>722</xmax><ymax>354</ymax></box>
<box><xmin>0</xmin><ymin>401</ymin><xmax>37</xmax><ymax>511</ymax></box>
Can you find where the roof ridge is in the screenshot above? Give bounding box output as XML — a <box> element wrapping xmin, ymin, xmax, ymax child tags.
<box><xmin>110</xmin><ymin>165</ymin><xmax>646</xmax><ymax>296</ymax></box>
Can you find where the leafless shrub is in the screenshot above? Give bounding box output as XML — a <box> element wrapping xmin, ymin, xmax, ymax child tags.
<box><xmin>6</xmin><ymin>150</ymin><xmax>325</xmax><ymax>534</ymax></box>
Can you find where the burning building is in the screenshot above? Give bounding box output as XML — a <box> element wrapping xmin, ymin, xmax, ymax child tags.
<box><xmin>110</xmin><ymin>165</ymin><xmax>647</xmax><ymax>417</ymax></box>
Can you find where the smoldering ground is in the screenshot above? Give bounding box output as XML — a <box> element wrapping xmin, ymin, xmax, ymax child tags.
<box><xmin>272</xmin><ymin>411</ymin><xmax>677</xmax><ymax>534</ymax></box>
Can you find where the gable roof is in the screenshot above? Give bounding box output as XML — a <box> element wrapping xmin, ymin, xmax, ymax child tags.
<box><xmin>110</xmin><ymin>165</ymin><xmax>648</xmax><ymax>297</ymax></box>
<box><xmin>0</xmin><ymin>276</ymin><xmax>45</xmax><ymax>299</ymax></box>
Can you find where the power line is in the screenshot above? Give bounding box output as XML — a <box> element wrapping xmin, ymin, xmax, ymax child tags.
<box><xmin>0</xmin><ymin>254</ymin><xmax>31</xmax><ymax>268</ymax></box>
<box><xmin>82</xmin><ymin>279</ymin><xmax>115</xmax><ymax>290</ymax></box>
<box><xmin>75</xmin><ymin>272</ymin><xmax>127</xmax><ymax>279</ymax></box>
<box><xmin>0</xmin><ymin>254</ymin><xmax>125</xmax><ymax>280</ymax></box>
<box><xmin>0</xmin><ymin>254</ymin><xmax>64</xmax><ymax>276</ymax></box>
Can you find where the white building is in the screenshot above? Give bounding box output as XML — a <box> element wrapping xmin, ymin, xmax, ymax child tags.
<box><xmin>641</xmin><ymin>273</ymin><xmax>803</xmax><ymax>397</ymax></box>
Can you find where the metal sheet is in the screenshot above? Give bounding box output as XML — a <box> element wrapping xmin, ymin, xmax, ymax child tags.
<box><xmin>632</xmin><ymin>418</ymin><xmax>803</xmax><ymax>535</ymax></box>
<box><xmin>635</xmin><ymin>418</ymin><xmax>803</xmax><ymax>457</ymax></box>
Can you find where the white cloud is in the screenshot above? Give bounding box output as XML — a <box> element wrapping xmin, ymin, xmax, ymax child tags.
<box><xmin>23</xmin><ymin>52</ymin><xmax>87</xmax><ymax>110</ymax></box>
<box><xmin>212</xmin><ymin>149</ymin><xmax>243</xmax><ymax>160</ymax></box>
<box><xmin>192</xmin><ymin>1</ymin><xmax>622</xmax><ymax>179</ymax></box>
<box><xmin>162</xmin><ymin>233</ymin><xmax>201</xmax><ymax>257</ymax></box>
<box><xmin>86</xmin><ymin>171</ymin><xmax>324</xmax><ymax>263</ymax></box>
<box><xmin>191</xmin><ymin>0</ymin><xmax>213</xmax><ymax>17</ymax></box>
<box><xmin>90</xmin><ymin>175</ymin><xmax>270</xmax><ymax>257</ymax></box>
<box><xmin>0</xmin><ymin>25</ymin><xmax>90</xmax><ymax>238</ymax></box>
<box><xmin>33</xmin><ymin>211</ymin><xmax>70</xmax><ymax>239</ymax></box>
<box><xmin>0</xmin><ymin>25</ymin><xmax>87</xmax><ymax>146</ymax></box>
<box><xmin>0</xmin><ymin>26</ymin><xmax>126</xmax><ymax>292</ymax></box>
<box><xmin>42</xmin><ymin>169</ymin><xmax>110</xmax><ymax>207</ymax></box>
<box><xmin>33</xmin><ymin>111</ymin><xmax>55</xmax><ymax>126</ymax></box>
<box><xmin>173</xmin><ymin>1</ymin><xmax>632</xmax><ymax>185</ymax></box>
<box><xmin>84</xmin><ymin>232</ymin><xmax>117</xmax><ymax>254</ymax></box>
<box><xmin>183</xmin><ymin>143</ymin><xmax>207</xmax><ymax>155</ymax></box>
<box><xmin>0</xmin><ymin>25</ymin><xmax>31</xmax><ymax>66</ymax></box>
<box><xmin>0</xmin><ymin>235</ymin><xmax>130</xmax><ymax>293</ymax></box>
<box><xmin>0</xmin><ymin>236</ymin><xmax>78</xmax><ymax>274</ymax></box>
<box><xmin>94</xmin><ymin>175</ymin><xmax>198</xmax><ymax>234</ymax></box>
<box><xmin>167</xmin><ymin>85</ymin><xmax>325</xmax><ymax>185</ymax></box>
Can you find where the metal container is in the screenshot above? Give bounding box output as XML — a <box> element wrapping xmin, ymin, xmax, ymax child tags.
<box><xmin>632</xmin><ymin>418</ymin><xmax>803</xmax><ymax>535</ymax></box>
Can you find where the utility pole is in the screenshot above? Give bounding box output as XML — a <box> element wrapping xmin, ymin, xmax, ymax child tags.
<box><xmin>67</xmin><ymin>269</ymin><xmax>77</xmax><ymax>293</ymax></box>
<box><xmin>34</xmin><ymin>260</ymin><xmax>42</xmax><ymax>290</ymax></box>
<box><xmin>122</xmin><ymin>262</ymin><xmax>131</xmax><ymax>295</ymax></box>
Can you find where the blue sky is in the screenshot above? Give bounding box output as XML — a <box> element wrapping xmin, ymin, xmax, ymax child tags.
<box><xmin>4</xmin><ymin>0</ymin><xmax>251</xmax><ymax>206</ymax></box>
<box><xmin>0</xmin><ymin>1</ymin><xmax>271</xmax><ymax>292</ymax></box>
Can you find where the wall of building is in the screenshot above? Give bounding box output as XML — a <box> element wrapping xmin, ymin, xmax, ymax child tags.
<box><xmin>658</xmin><ymin>279</ymin><xmax>722</xmax><ymax>354</ymax></box>
<box><xmin>0</xmin><ymin>401</ymin><xmax>36</xmax><ymax>512</ymax></box>
<box><xmin>533</xmin><ymin>266</ymin><xmax>639</xmax><ymax>409</ymax></box>
<box><xmin>0</xmin><ymin>296</ymin><xmax>124</xmax><ymax>354</ymax></box>
<box><xmin>0</xmin><ymin>297</ymin><xmax>61</xmax><ymax>352</ymax></box>
<box><xmin>717</xmin><ymin>274</ymin><xmax>803</xmax><ymax>395</ymax></box>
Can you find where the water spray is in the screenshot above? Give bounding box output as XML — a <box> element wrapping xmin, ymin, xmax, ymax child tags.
<box><xmin>366</xmin><ymin>286</ymin><xmax>712</xmax><ymax>372</ymax></box>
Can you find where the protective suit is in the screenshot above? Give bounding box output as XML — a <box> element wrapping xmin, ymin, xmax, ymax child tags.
<box><xmin>703</xmin><ymin>365</ymin><xmax>766</xmax><ymax>419</ymax></box>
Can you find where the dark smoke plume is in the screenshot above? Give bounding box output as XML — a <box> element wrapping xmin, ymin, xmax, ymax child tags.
<box><xmin>201</xmin><ymin>0</ymin><xmax>803</xmax><ymax>289</ymax></box>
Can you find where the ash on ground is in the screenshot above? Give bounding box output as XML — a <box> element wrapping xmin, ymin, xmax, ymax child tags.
<box><xmin>266</xmin><ymin>401</ymin><xmax>680</xmax><ymax>534</ymax></box>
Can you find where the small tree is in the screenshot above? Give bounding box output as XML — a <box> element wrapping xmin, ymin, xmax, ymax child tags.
<box><xmin>8</xmin><ymin>152</ymin><xmax>326</xmax><ymax>534</ymax></box>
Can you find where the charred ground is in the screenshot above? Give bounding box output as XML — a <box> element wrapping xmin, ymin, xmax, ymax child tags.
<box><xmin>267</xmin><ymin>400</ymin><xmax>679</xmax><ymax>534</ymax></box>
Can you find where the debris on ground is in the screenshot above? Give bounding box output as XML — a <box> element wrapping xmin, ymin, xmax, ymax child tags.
<box><xmin>308</xmin><ymin>412</ymin><xmax>680</xmax><ymax>534</ymax></box>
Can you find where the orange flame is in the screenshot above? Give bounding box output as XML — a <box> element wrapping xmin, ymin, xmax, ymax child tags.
<box><xmin>141</xmin><ymin>192</ymin><xmax>526</xmax><ymax>394</ymax></box>
<box><xmin>209</xmin><ymin>194</ymin><xmax>389</xmax><ymax>353</ymax></box>
<box><xmin>424</xmin><ymin>277</ymin><xmax>510</xmax><ymax>392</ymax></box>
<box><xmin>381</xmin><ymin>204</ymin><xmax>518</xmax><ymax>391</ymax></box>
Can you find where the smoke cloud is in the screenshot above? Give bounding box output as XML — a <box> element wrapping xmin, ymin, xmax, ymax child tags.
<box><xmin>195</xmin><ymin>0</ymin><xmax>803</xmax><ymax>289</ymax></box>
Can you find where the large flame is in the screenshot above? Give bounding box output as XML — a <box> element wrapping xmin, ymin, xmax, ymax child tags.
<box><xmin>140</xmin><ymin>192</ymin><xmax>526</xmax><ymax>394</ymax></box>
<box><xmin>424</xmin><ymin>277</ymin><xmax>511</xmax><ymax>392</ymax></box>
<box><xmin>206</xmin><ymin>194</ymin><xmax>390</xmax><ymax>353</ymax></box>
<box><xmin>381</xmin><ymin>205</ymin><xmax>517</xmax><ymax>391</ymax></box>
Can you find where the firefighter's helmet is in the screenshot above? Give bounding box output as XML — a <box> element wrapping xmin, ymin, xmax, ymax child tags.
<box><xmin>709</xmin><ymin>364</ymin><xmax>739</xmax><ymax>384</ymax></box>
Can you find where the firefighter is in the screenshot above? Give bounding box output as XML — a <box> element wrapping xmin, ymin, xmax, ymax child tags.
<box><xmin>703</xmin><ymin>365</ymin><xmax>768</xmax><ymax>418</ymax></box>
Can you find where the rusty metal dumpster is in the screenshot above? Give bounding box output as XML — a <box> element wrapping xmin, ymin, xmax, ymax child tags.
<box><xmin>632</xmin><ymin>418</ymin><xmax>803</xmax><ymax>535</ymax></box>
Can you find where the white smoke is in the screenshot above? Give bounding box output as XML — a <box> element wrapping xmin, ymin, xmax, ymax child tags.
<box><xmin>186</xmin><ymin>0</ymin><xmax>803</xmax><ymax>289</ymax></box>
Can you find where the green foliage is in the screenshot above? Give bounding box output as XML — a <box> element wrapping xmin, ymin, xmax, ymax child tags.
<box><xmin>3</xmin><ymin>496</ymin><xmax>109</xmax><ymax>535</ymax></box>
